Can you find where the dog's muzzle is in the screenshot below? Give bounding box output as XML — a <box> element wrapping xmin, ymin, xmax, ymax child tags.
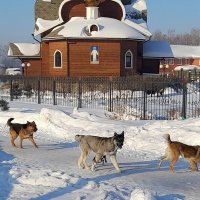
<box><xmin>116</xmin><ymin>141</ymin><xmax>124</xmax><ymax>149</ymax></box>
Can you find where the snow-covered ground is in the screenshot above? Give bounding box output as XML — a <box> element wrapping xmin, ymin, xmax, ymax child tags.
<box><xmin>0</xmin><ymin>101</ymin><xmax>200</xmax><ymax>200</ymax></box>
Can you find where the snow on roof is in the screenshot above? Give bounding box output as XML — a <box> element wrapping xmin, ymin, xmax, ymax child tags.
<box><xmin>8</xmin><ymin>43</ymin><xmax>40</xmax><ymax>57</ymax></box>
<box><xmin>124</xmin><ymin>19</ymin><xmax>151</xmax><ymax>38</ymax></box>
<box><xmin>34</xmin><ymin>18</ymin><xmax>63</xmax><ymax>36</ymax></box>
<box><xmin>124</xmin><ymin>0</ymin><xmax>148</xmax><ymax>27</ymax></box>
<box><xmin>171</xmin><ymin>45</ymin><xmax>200</xmax><ymax>58</ymax></box>
<box><xmin>34</xmin><ymin>0</ymin><xmax>150</xmax><ymax>38</ymax></box>
<box><xmin>143</xmin><ymin>40</ymin><xmax>173</xmax><ymax>58</ymax></box>
<box><xmin>44</xmin><ymin>17</ymin><xmax>146</xmax><ymax>40</ymax></box>
<box><xmin>174</xmin><ymin>65</ymin><xmax>200</xmax><ymax>71</ymax></box>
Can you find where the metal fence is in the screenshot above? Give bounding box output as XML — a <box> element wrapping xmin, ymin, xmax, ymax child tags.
<box><xmin>0</xmin><ymin>74</ymin><xmax>200</xmax><ymax>120</ymax></box>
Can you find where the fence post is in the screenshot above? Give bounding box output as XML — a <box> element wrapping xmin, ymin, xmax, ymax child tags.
<box><xmin>53</xmin><ymin>79</ymin><xmax>56</xmax><ymax>105</ymax></box>
<box><xmin>78</xmin><ymin>78</ymin><xmax>82</xmax><ymax>108</ymax></box>
<box><xmin>181</xmin><ymin>80</ymin><xmax>187</xmax><ymax>119</ymax></box>
<box><xmin>10</xmin><ymin>79</ymin><xmax>13</xmax><ymax>101</ymax></box>
<box><xmin>109</xmin><ymin>77</ymin><xmax>113</xmax><ymax>112</ymax></box>
<box><xmin>143</xmin><ymin>83</ymin><xmax>147</xmax><ymax>120</ymax></box>
<box><xmin>37</xmin><ymin>78</ymin><xmax>41</xmax><ymax>104</ymax></box>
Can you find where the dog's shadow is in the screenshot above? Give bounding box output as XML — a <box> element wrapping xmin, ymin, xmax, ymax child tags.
<box><xmin>37</xmin><ymin>141</ymin><xmax>79</xmax><ymax>150</ymax></box>
<box><xmin>94</xmin><ymin>158</ymin><xmax>195</xmax><ymax>174</ymax></box>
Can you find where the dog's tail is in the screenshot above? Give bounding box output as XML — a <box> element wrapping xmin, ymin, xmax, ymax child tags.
<box><xmin>163</xmin><ymin>134</ymin><xmax>172</xmax><ymax>144</ymax></box>
<box><xmin>7</xmin><ymin>118</ymin><xmax>14</xmax><ymax>127</ymax></box>
<box><xmin>75</xmin><ymin>134</ymin><xmax>84</xmax><ymax>142</ymax></box>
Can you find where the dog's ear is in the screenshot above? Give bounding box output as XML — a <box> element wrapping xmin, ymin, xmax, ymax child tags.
<box><xmin>114</xmin><ymin>132</ymin><xmax>118</xmax><ymax>137</ymax></box>
<box><xmin>121</xmin><ymin>131</ymin><xmax>124</xmax><ymax>136</ymax></box>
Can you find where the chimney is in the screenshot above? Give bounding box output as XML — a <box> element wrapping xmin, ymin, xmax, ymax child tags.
<box><xmin>86</xmin><ymin>7</ymin><xmax>99</xmax><ymax>20</ymax></box>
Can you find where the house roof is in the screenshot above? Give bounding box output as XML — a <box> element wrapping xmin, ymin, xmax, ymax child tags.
<box><xmin>171</xmin><ymin>45</ymin><xmax>200</xmax><ymax>58</ymax></box>
<box><xmin>143</xmin><ymin>40</ymin><xmax>173</xmax><ymax>58</ymax></box>
<box><xmin>43</xmin><ymin>17</ymin><xmax>146</xmax><ymax>40</ymax></box>
<box><xmin>8</xmin><ymin>43</ymin><xmax>40</xmax><ymax>58</ymax></box>
<box><xmin>34</xmin><ymin>0</ymin><xmax>150</xmax><ymax>38</ymax></box>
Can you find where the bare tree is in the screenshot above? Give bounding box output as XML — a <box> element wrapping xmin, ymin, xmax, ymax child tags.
<box><xmin>0</xmin><ymin>44</ymin><xmax>21</xmax><ymax>67</ymax></box>
<box><xmin>152</xmin><ymin>28</ymin><xmax>200</xmax><ymax>45</ymax></box>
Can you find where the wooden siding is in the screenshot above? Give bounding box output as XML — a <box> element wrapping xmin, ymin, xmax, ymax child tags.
<box><xmin>25</xmin><ymin>39</ymin><xmax>143</xmax><ymax>77</ymax></box>
<box><xmin>48</xmin><ymin>41</ymin><xmax>68</xmax><ymax>76</ymax></box>
<box><xmin>68</xmin><ymin>40</ymin><xmax>120</xmax><ymax>77</ymax></box>
<box><xmin>41</xmin><ymin>41</ymin><xmax>50</xmax><ymax>75</ymax></box>
<box><xmin>22</xmin><ymin>59</ymin><xmax>41</xmax><ymax>76</ymax></box>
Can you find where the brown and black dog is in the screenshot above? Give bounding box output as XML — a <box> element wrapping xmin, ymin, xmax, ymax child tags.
<box><xmin>7</xmin><ymin>118</ymin><xmax>38</xmax><ymax>148</ymax></box>
<box><xmin>158</xmin><ymin>134</ymin><xmax>200</xmax><ymax>172</ymax></box>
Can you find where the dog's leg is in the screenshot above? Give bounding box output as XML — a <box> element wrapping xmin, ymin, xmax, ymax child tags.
<box><xmin>110</xmin><ymin>155</ymin><xmax>121</xmax><ymax>172</ymax></box>
<box><xmin>82</xmin><ymin>150</ymin><xmax>90</xmax><ymax>170</ymax></box>
<box><xmin>29</xmin><ymin>136</ymin><xmax>38</xmax><ymax>148</ymax></box>
<box><xmin>170</xmin><ymin>157</ymin><xmax>178</xmax><ymax>173</ymax></box>
<box><xmin>78</xmin><ymin>150</ymin><xmax>85</xmax><ymax>169</ymax></box>
<box><xmin>158</xmin><ymin>156</ymin><xmax>167</xmax><ymax>168</ymax></box>
<box><xmin>19</xmin><ymin>136</ymin><xmax>24</xmax><ymax>149</ymax></box>
<box><xmin>10</xmin><ymin>131</ymin><xmax>18</xmax><ymax>147</ymax></box>
<box><xmin>91</xmin><ymin>153</ymin><xmax>103</xmax><ymax>171</ymax></box>
<box><xmin>103</xmin><ymin>155</ymin><xmax>107</xmax><ymax>163</ymax></box>
<box><xmin>190</xmin><ymin>160</ymin><xmax>198</xmax><ymax>171</ymax></box>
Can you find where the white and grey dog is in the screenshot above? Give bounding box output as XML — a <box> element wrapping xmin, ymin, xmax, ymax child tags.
<box><xmin>75</xmin><ymin>131</ymin><xmax>124</xmax><ymax>172</ymax></box>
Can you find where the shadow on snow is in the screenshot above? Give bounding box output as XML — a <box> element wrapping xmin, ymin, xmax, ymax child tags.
<box><xmin>0</xmin><ymin>141</ymin><xmax>15</xmax><ymax>200</ymax></box>
<box><xmin>31</xmin><ymin>158</ymin><xmax>190</xmax><ymax>200</ymax></box>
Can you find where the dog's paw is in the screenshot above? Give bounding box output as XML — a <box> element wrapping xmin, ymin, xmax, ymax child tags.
<box><xmin>91</xmin><ymin>165</ymin><xmax>96</xmax><ymax>172</ymax></box>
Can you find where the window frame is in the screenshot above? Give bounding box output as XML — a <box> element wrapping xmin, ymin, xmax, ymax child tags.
<box><xmin>54</xmin><ymin>50</ymin><xmax>62</xmax><ymax>68</ymax></box>
<box><xmin>125</xmin><ymin>50</ymin><xmax>133</xmax><ymax>69</ymax></box>
<box><xmin>185</xmin><ymin>58</ymin><xmax>190</xmax><ymax>65</ymax></box>
<box><xmin>177</xmin><ymin>58</ymin><xmax>182</xmax><ymax>65</ymax></box>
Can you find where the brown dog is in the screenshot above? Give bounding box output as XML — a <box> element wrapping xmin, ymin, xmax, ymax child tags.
<box><xmin>7</xmin><ymin>118</ymin><xmax>38</xmax><ymax>148</ymax></box>
<box><xmin>158</xmin><ymin>134</ymin><xmax>200</xmax><ymax>172</ymax></box>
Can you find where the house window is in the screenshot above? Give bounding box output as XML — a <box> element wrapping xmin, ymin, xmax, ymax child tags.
<box><xmin>54</xmin><ymin>50</ymin><xmax>62</xmax><ymax>68</ymax></box>
<box><xmin>177</xmin><ymin>58</ymin><xmax>182</xmax><ymax>65</ymax></box>
<box><xmin>168</xmin><ymin>58</ymin><xmax>174</xmax><ymax>65</ymax></box>
<box><xmin>125</xmin><ymin>50</ymin><xmax>133</xmax><ymax>68</ymax></box>
<box><xmin>185</xmin><ymin>58</ymin><xmax>190</xmax><ymax>65</ymax></box>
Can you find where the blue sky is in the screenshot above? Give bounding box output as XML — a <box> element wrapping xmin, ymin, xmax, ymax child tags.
<box><xmin>0</xmin><ymin>0</ymin><xmax>200</xmax><ymax>45</ymax></box>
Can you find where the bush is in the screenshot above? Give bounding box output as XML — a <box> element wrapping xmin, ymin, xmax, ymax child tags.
<box><xmin>0</xmin><ymin>99</ymin><xmax>9</xmax><ymax>111</ymax></box>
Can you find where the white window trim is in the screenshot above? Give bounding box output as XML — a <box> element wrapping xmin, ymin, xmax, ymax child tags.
<box><xmin>177</xmin><ymin>58</ymin><xmax>182</xmax><ymax>65</ymax></box>
<box><xmin>185</xmin><ymin>58</ymin><xmax>190</xmax><ymax>65</ymax></box>
<box><xmin>125</xmin><ymin>50</ymin><xmax>133</xmax><ymax>68</ymax></box>
<box><xmin>168</xmin><ymin>58</ymin><xmax>174</xmax><ymax>65</ymax></box>
<box><xmin>54</xmin><ymin>50</ymin><xmax>62</xmax><ymax>68</ymax></box>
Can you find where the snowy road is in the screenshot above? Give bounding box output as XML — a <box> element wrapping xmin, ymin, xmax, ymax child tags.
<box><xmin>1</xmin><ymin>133</ymin><xmax>200</xmax><ymax>200</ymax></box>
<box><xmin>0</xmin><ymin>103</ymin><xmax>200</xmax><ymax>199</ymax></box>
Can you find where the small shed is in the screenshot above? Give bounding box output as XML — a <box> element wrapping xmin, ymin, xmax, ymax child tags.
<box><xmin>142</xmin><ymin>40</ymin><xmax>173</xmax><ymax>74</ymax></box>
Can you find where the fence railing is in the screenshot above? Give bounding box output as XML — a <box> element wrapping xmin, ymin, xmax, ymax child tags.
<box><xmin>0</xmin><ymin>74</ymin><xmax>200</xmax><ymax>120</ymax></box>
